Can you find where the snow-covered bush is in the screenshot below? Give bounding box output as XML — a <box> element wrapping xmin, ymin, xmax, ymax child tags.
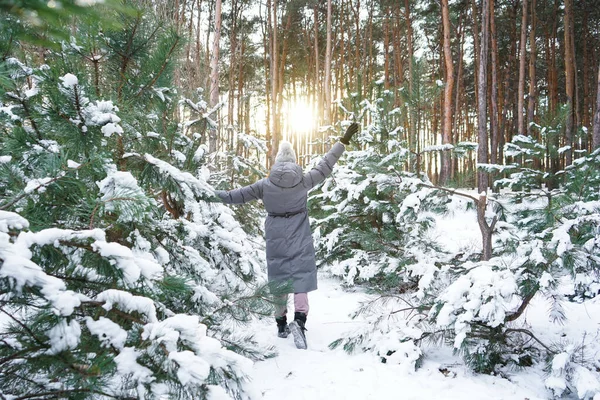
<box><xmin>311</xmin><ymin>93</ymin><xmax>449</xmax><ymax>289</ymax></box>
<box><xmin>331</xmin><ymin>133</ymin><xmax>600</xmax><ymax>398</ymax></box>
<box><xmin>0</xmin><ymin>5</ymin><xmax>270</xmax><ymax>399</ymax></box>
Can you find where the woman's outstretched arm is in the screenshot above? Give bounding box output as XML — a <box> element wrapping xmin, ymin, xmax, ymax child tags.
<box><xmin>303</xmin><ymin>123</ymin><xmax>358</xmax><ymax>189</ymax></box>
<box><xmin>216</xmin><ymin>179</ymin><xmax>265</xmax><ymax>204</ymax></box>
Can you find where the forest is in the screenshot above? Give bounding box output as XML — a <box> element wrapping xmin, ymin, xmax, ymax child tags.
<box><xmin>1</xmin><ymin>0</ymin><xmax>600</xmax><ymax>399</ymax></box>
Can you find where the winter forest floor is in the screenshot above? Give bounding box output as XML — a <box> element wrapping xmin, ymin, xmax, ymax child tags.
<box><xmin>249</xmin><ymin>275</ymin><xmax>545</xmax><ymax>400</ymax></box>
<box><xmin>248</xmin><ymin>198</ymin><xmax>600</xmax><ymax>400</ymax></box>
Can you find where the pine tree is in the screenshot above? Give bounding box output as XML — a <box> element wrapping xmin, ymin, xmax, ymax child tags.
<box><xmin>328</xmin><ymin>125</ymin><xmax>600</xmax><ymax>395</ymax></box>
<box><xmin>0</xmin><ymin>3</ymin><xmax>272</xmax><ymax>399</ymax></box>
<box><xmin>310</xmin><ymin>86</ymin><xmax>448</xmax><ymax>290</ymax></box>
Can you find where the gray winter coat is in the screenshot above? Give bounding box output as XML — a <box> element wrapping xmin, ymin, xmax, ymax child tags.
<box><xmin>217</xmin><ymin>142</ymin><xmax>345</xmax><ymax>293</ymax></box>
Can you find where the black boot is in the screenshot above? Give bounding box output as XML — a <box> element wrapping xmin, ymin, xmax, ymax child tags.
<box><xmin>275</xmin><ymin>316</ymin><xmax>290</xmax><ymax>338</ymax></box>
<box><xmin>288</xmin><ymin>312</ymin><xmax>307</xmax><ymax>349</ymax></box>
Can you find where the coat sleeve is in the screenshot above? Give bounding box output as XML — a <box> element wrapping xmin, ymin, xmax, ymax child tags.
<box><xmin>216</xmin><ymin>179</ymin><xmax>265</xmax><ymax>204</ymax></box>
<box><xmin>303</xmin><ymin>142</ymin><xmax>346</xmax><ymax>189</ymax></box>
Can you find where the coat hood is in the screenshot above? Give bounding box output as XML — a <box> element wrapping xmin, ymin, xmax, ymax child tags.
<box><xmin>268</xmin><ymin>162</ymin><xmax>303</xmax><ymax>188</ymax></box>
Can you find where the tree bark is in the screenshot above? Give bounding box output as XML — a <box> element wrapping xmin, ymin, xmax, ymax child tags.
<box><xmin>490</xmin><ymin>0</ymin><xmax>500</xmax><ymax>166</ymax></box>
<box><xmin>324</xmin><ymin>0</ymin><xmax>333</xmax><ymax>126</ymax></box>
<box><xmin>547</xmin><ymin>0</ymin><xmax>560</xmax><ymax>188</ymax></box>
<box><xmin>383</xmin><ymin>8</ymin><xmax>390</xmax><ymax>90</ymax></box>
<box><xmin>593</xmin><ymin>64</ymin><xmax>600</xmax><ymax>150</ymax></box>
<box><xmin>526</xmin><ymin>0</ymin><xmax>536</xmax><ymax>138</ymax></box>
<box><xmin>477</xmin><ymin>0</ymin><xmax>490</xmax><ymax>194</ymax></box>
<box><xmin>404</xmin><ymin>0</ymin><xmax>416</xmax><ymax>160</ymax></box>
<box><xmin>564</xmin><ymin>0</ymin><xmax>575</xmax><ymax>166</ymax></box>
<box><xmin>477</xmin><ymin>193</ymin><xmax>496</xmax><ymax>261</ymax></box>
<box><xmin>453</xmin><ymin>13</ymin><xmax>465</xmax><ymax>180</ymax></box>
<box><xmin>439</xmin><ymin>0</ymin><xmax>454</xmax><ymax>186</ymax></box>
<box><xmin>270</xmin><ymin>0</ymin><xmax>280</xmax><ymax>164</ymax></box>
<box><xmin>313</xmin><ymin>4</ymin><xmax>321</xmax><ymax>132</ymax></box>
<box><xmin>208</xmin><ymin>0</ymin><xmax>222</xmax><ymax>153</ymax></box>
<box><xmin>471</xmin><ymin>0</ymin><xmax>480</xmax><ymax>110</ymax></box>
<box><xmin>518</xmin><ymin>0</ymin><xmax>528</xmax><ymax>136</ymax></box>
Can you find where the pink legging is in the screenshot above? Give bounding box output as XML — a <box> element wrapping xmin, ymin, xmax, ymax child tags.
<box><xmin>275</xmin><ymin>293</ymin><xmax>309</xmax><ymax>317</ymax></box>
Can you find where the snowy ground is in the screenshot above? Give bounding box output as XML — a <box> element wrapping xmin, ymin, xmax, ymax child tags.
<box><xmin>249</xmin><ymin>276</ymin><xmax>549</xmax><ymax>400</ymax></box>
<box><xmin>248</xmin><ymin>195</ymin><xmax>600</xmax><ymax>400</ymax></box>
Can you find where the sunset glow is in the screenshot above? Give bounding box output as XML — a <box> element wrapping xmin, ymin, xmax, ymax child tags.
<box><xmin>287</xmin><ymin>100</ymin><xmax>315</xmax><ymax>137</ymax></box>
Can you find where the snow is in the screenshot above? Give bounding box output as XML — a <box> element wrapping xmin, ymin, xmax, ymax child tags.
<box><xmin>76</xmin><ymin>0</ymin><xmax>105</xmax><ymax>5</ymax></box>
<box><xmin>93</xmin><ymin>240</ymin><xmax>162</xmax><ymax>284</ymax></box>
<box><xmin>59</xmin><ymin>73</ymin><xmax>79</xmax><ymax>88</ymax></box>
<box><xmin>85</xmin><ymin>316</ymin><xmax>128</xmax><ymax>349</ymax></box>
<box><xmin>422</xmin><ymin>143</ymin><xmax>454</xmax><ymax>152</ymax></box>
<box><xmin>114</xmin><ymin>347</ymin><xmax>154</xmax><ymax>393</ymax></box>
<box><xmin>24</xmin><ymin>176</ymin><xmax>55</xmax><ymax>193</ymax></box>
<box><xmin>96</xmin><ymin>170</ymin><xmax>150</xmax><ymax>222</ymax></box>
<box><xmin>559</xmin><ymin>145</ymin><xmax>572</xmax><ymax>154</ymax></box>
<box><xmin>83</xmin><ymin>100</ymin><xmax>123</xmax><ymax>137</ymax></box>
<box><xmin>46</xmin><ymin>319</ymin><xmax>81</xmax><ymax>355</ymax></box>
<box><xmin>248</xmin><ymin>277</ymin><xmax>547</xmax><ymax>400</ymax></box>
<box><xmin>96</xmin><ymin>289</ymin><xmax>158</xmax><ymax>322</ymax></box>
<box><xmin>0</xmin><ymin>211</ymin><xmax>29</xmax><ymax>232</ymax></box>
<box><xmin>67</xmin><ymin>159</ymin><xmax>81</xmax><ymax>168</ymax></box>
<box><xmin>248</xmin><ymin>194</ymin><xmax>600</xmax><ymax>400</ymax></box>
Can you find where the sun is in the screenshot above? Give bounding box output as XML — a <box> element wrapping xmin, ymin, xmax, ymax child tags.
<box><xmin>287</xmin><ymin>100</ymin><xmax>316</xmax><ymax>136</ymax></box>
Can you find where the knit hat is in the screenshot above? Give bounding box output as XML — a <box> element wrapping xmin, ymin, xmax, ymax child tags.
<box><xmin>275</xmin><ymin>140</ymin><xmax>297</xmax><ymax>163</ymax></box>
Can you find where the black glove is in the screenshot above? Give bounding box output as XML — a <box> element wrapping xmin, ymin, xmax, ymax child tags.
<box><xmin>340</xmin><ymin>123</ymin><xmax>359</xmax><ymax>145</ymax></box>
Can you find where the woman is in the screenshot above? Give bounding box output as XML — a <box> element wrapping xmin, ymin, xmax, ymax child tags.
<box><xmin>216</xmin><ymin>123</ymin><xmax>358</xmax><ymax>349</ymax></box>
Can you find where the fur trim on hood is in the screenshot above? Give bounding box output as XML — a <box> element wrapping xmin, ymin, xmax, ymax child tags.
<box><xmin>275</xmin><ymin>140</ymin><xmax>297</xmax><ymax>163</ymax></box>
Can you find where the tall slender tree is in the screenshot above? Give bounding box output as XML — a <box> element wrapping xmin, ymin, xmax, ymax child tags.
<box><xmin>405</xmin><ymin>0</ymin><xmax>416</xmax><ymax>158</ymax></box>
<box><xmin>439</xmin><ymin>0</ymin><xmax>454</xmax><ymax>185</ymax></box>
<box><xmin>270</xmin><ymin>0</ymin><xmax>280</xmax><ymax>163</ymax></box>
<box><xmin>564</xmin><ymin>0</ymin><xmax>575</xmax><ymax>166</ymax></box>
<box><xmin>478</xmin><ymin>0</ymin><xmax>490</xmax><ymax>194</ymax></box>
<box><xmin>527</xmin><ymin>0</ymin><xmax>537</xmax><ymax>137</ymax></box>
<box><xmin>518</xmin><ymin>0</ymin><xmax>528</xmax><ymax>136</ymax></box>
<box><xmin>325</xmin><ymin>0</ymin><xmax>333</xmax><ymax>127</ymax></box>
<box><xmin>594</xmin><ymin>64</ymin><xmax>600</xmax><ymax>150</ymax></box>
<box><xmin>209</xmin><ymin>0</ymin><xmax>222</xmax><ymax>153</ymax></box>
<box><xmin>490</xmin><ymin>0</ymin><xmax>500</xmax><ymax>166</ymax></box>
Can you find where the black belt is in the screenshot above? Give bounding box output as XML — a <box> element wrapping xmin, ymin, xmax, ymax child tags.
<box><xmin>268</xmin><ymin>209</ymin><xmax>306</xmax><ymax>218</ymax></box>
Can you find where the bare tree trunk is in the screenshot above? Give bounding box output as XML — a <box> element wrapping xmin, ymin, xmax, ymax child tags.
<box><xmin>324</xmin><ymin>0</ymin><xmax>333</xmax><ymax>126</ymax></box>
<box><xmin>263</xmin><ymin>0</ymin><xmax>272</xmax><ymax>168</ymax></box>
<box><xmin>477</xmin><ymin>0</ymin><xmax>490</xmax><ymax>194</ymax></box>
<box><xmin>582</xmin><ymin>9</ymin><xmax>590</xmax><ymax>132</ymax></box>
<box><xmin>208</xmin><ymin>0</ymin><xmax>222</xmax><ymax>153</ymax></box>
<box><xmin>518</xmin><ymin>0</ymin><xmax>528</xmax><ymax>136</ymax></box>
<box><xmin>471</xmin><ymin>0</ymin><xmax>480</xmax><ymax>110</ymax></box>
<box><xmin>277</xmin><ymin>8</ymin><xmax>292</xmax><ymax>141</ymax></box>
<box><xmin>477</xmin><ymin>193</ymin><xmax>496</xmax><ymax>261</ymax></box>
<box><xmin>404</xmin><ymin>0</ymin><xmax>416</xmax><ymax>161</ymax></box>
<box><xmin>593</xmin><ymin>64</ymin><xmax>600</xmax><ymax>150</ymax></box>
<box><xmin>228</xmin><ymin>0</ymin><xmax>238</xmax><ymax>128</ymax></box>
<box><xmin>270</xmin><ymin>0</ymin><xmax>280</xmax><ymax>164</ymax></box>
<box><xmin>383</xmin><ymin>8</ymin><xmax>391</xmax><ymax>90</ymax></box>
<box><xmin>313</xmin><ymin>5</ymin><xmax>321</xmax><ymax>133</ymax></box>
<box><xmin>564</xmin><ymin>0</ymin><xmax>575</xmax><ymax>166</ymax></box>
<box><xmin>393</xmin><ymin>4</ymin><xmax>404</xmax><ymax>108</ymax></box>
<box><xmin>453</xmin><ymin>13</ymin><xmax>465</xmax><ymax>180</ymax></box>
<box><xmin>527</xmin><ymin>0</ymin><xmax>536</xmax><ymax>138</ymax></box>
<box><xmin>439</xmin><ymin>0</ymin><xmax>454</xmax><ymax>186</ymax></box>
<box><xmin>547</xmin><ymin>0</ymin><xmax>560</xmax><ymax>187</ymax></box>
<box><xmin>490</xmin><ymin>0</ymin><xmax>500</xmax><ymax>166</ymax></box>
